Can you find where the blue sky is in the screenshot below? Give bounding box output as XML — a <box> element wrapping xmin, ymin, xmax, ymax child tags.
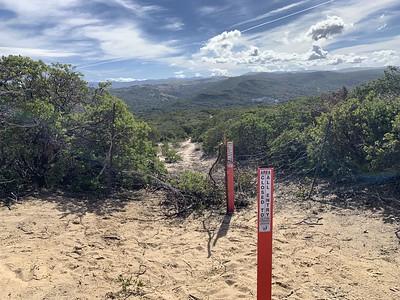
<box><xmin>0</xmin><ymin>0</ymin><xmax>399</xmax><ymax>81</ymax></box>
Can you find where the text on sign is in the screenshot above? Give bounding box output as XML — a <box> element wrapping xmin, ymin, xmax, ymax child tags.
<box><xmin>259</xmin><ymin>168</ymin><xmax>272</xmax><ymax>232</ymax></box>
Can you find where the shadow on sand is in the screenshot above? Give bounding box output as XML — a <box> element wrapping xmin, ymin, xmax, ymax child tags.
<box><xmin>309</xmin><ymin>179</ymin><xmax>400</xmax><ymax>224</ymax></box>
<box><xmin>0</xmin><ymin>189</ymin><xmax>149</xmax><ymax>218</ymax></box>
<box><xmin>213</xmin><ymin>213</ymin><xmax>232</xmax><ymax>247</ymax></box>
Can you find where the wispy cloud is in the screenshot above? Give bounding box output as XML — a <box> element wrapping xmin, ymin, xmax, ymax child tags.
<box><xmin>164</xmin><ymin>18</ymin><xmax>184</xmax><ymax>31</ymax></box>
<box><xmin>0</xmin><ymin>46</ymin><xmax>77</xmax><ymax>58</ymax></box>
<box><xmin>0</xmin><ymin>0</ymin><xmax>178</xmax><ymax>63</ymax></box>
<box><xmin>231</xmin><ymin>0</ymin><xmax>310</xmax><ymax>28</ymax></box>
<box><xmin>107</xmin><ymin>77</ymin><xmax>146</xmax><ymax>82</ymax></box>
<box><xmin>0</xmin><ymin>0</ymin><xmax>399</xmax><ymax>80</ymax></box>
<box><xmin>198</xmin><ymin>5</ymin><xmax>227</xmax><ymax>16</ymax></box>
<box><xmin>240</xmin><ymin>0</ymin><xmax>334</xmax><ymax>33</ymax></box>
<box><xmin>174</xmin><ymin>70</ymin><xmax>186</xmax><ymax>78</ymax></box>
<box><xmin>82</xmin><ymin>23</ymin><xmax>178</xmax><ymax>59</ymax></box>
<box><xmin>107</xmin><ymin>0</ymin><xmax>163</xmax><ymax>15</ymax></box>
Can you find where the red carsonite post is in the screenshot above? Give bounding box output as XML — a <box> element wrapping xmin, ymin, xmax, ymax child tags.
<box><xmin>257</xmin><ymin>167</ymin><xmax>274</xmax><ymax>300</ymax></box>
<box><xmin>226</xmin><ymin>141</ymin><xmax>235</xmax><ymax>214</ymax></box>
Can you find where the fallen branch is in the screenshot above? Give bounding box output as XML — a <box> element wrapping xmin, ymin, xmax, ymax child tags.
<box><xmin>123</xmin><ymin>170</ymin><xmax>182</xmax><ymax>195</ymax></box>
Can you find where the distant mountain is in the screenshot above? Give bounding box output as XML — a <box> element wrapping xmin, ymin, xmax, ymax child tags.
<box><xmin>109</xmin><ymin>69</ymin><xmax>385</xmax><ymax>114</ymax></box>
<box><xmin>90</xmin><ymin>77</ymin><xmax>226</xmax><ymax>89</ymax></box>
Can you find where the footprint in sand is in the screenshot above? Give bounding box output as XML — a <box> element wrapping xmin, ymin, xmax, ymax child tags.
<box><xmin>222</xmin><ymin>274</ymin><xmax>236</xmax><ymax>286</ymax></box>
<box><xmin>2</xmin><ymin>263</ymin><xmax>35</xmax><ymax>282</ymax></box>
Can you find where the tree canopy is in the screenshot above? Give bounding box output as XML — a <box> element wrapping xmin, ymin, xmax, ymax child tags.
<box><xmin>0</xmin><ymin>56</ymin><xmax>162</xmax><ymax>195</ymax></box>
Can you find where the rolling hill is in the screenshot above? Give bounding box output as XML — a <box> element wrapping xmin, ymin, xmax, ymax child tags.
<box><xmin>109</xmin><ymin>68</ymin><xmax>385</xmax><ymax>114</ymax></box>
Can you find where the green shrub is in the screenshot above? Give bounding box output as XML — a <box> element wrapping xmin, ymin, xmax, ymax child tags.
<box><xmin>309</xmin><ymin>95</ymin><xmax>400</xmax><ymax>178</ymax></box>
<box><xmin>168</xmin><ymin>171</ymin><xmax>223</xmax><ymax>210</ymax></box>
<box><xmin>161</xmin><ymin>143</ymin><xmax>182</xmax><ymax>163</ymax></box>
<box><xmin>172</xmin><ymin>171</ymin><xmax>212</xmax><ymax>195</ymax></box>
<box><xmin>236</xmin><ymin>169</ymin><xmax>256</xmax><ymax>197</ymax></box>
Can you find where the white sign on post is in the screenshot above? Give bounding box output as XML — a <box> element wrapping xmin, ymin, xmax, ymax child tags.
<box><xmin>227</xmin><ymin>142</ymin><xmax>234</xmax><ymax>168</ymax></box>
<box><xmin>259</xmin><ymin>168</ymin><xmax>272</xmax><ymax>232</ymax></box>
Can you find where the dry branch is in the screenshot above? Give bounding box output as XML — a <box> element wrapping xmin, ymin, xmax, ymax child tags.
<box><xmin>209</xmin><ymin>143</ymin><xmax>223</xmax><ymax>186</ymax></box>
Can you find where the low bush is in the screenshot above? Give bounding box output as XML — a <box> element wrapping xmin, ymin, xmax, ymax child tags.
<box><xmin>167</xmin><ymin>171</ymin><xmax>223</xmax><ymax>212</ymax></box>
<box><xmin>161</xmin><ymin>143</ymin><xmax>182</xmax><ymax>163</ymax></box>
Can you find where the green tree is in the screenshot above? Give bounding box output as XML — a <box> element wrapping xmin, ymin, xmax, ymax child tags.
<box><xmin>0</xmin><ymin>55</ymin><xmax>161</xmax><ymax>195</ymax></box>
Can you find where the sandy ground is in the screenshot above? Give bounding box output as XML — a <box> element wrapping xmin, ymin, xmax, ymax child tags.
<box><xmin>1</xmin><ymin>140</ymin><xmax>399</xmax><ymax>300</ymax></box>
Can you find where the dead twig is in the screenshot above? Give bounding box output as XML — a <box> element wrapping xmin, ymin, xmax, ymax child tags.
<box><xmin>294</xmin><ymin>217</ymin><xmax>323</xmax><ymax>226</ymax></box>
<box><xmin>103</xmin><ymin>234</ymin><xmax>122</xmax><ymax>240</ymax></box>
<box><xmin>136</xmin><ymin>264</ymin><xmax>147</xmax><ymax>276</ymax></box>
<box><xmin>202</xmin><ymin>212</ymin><xmax>216</xmax><ymax>258</ymax></box>
<box><xmin>208</xmin><ymin>143</ymin><xmax>223</xmax><ymax>186</ymax></box>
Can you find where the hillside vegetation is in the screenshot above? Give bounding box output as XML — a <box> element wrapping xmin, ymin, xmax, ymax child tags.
<box><xmin>1</xmin><ymin>55</ymin><xmax>399</xmax><ymax>197</ymax></box>
<box><xmin>0</xmin><ymin>56</ymin><xmax>162</xmax><ymax>196</ymax></box>
<box><xmin>193</xmin><ymin>67</ymin><xmax>400</xmax><ymax>181</ymax></box>
<box><xmin>111</xmin><ymin>69</ymin><xmax>384</xmax><ymax>114</ymax></box>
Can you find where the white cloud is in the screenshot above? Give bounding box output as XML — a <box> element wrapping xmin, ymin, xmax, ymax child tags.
<box><xmin>307</xmin><ymin>16</ymin><xmax>346</xmax><ymax>41</ymax></box>
<box><xmin>81</xmin><ymin>24</ymin><xmax>177</xmax><ymax>59</ymax></box>
<box><xmin>164</xmin><ymin>19</ymin><xmax>184</xmax><ymax>31</ymax></box>
<box><xmin>174</xmin><ymin>70</ymin><xmax>186</xmax><ymax>78</ymax></box>
<box><xmin>198</xmin><ymin>5</ymin><xmax>227</xmax><ymax>15</ymax></box>
<box><xmin>373</xmin><ymin>49</ymin><xmax>396</xmax><ymax>57</ymax></box>
<box><xmin>236</xmin><ymin>48</ymin><xmax>299</xmax><ymax>65</ymax></box>
<box><xmin>0</xmin><ymin>46</ymin><xmax>76</xmax><ymax>58</ymax></box>
<box><xmin>0</xmin><ymin>0</ymin><xmax>79</xmax><ymax>19</ymax></box>
<box><xmin>197</xmin><ymin>30</ymin><xmax>300</xmax><ymax>68</ymax></box>
<box><xmin>200</xmin><ymin>30</ymin><xmax>243</xmax><ymax>57</ymax></box>
<box><xmin>325</xmin><ymin>54</ymin><xmax>366</xmax><ymax>65</ymax></box>
<box><xmin>108</xmin><ymin>0</ymin><xmax>162</xmax><ymax>15</ymax></box>
<box><xmin>1</xmin><ymin>0</ymin><xmax>398</xmax><ymax>78</ymax></box>
<box><xmin>189</xmin><ymin>26</ymin><xmax>387</xmax><ymax>75</ymax></box>
<box><xmin>372</xmin><ymin>50</ymin><xmax>399</xmax><ymax>65</ymax></box>
<box><xmin>210</xmin><ymin>68</ymin><xmax>229</xmax><ymax>77</ymax></box>
<box><xmin>107</xmin><ymin>77</ymin><xmax>146</xmax><ymax>82</ymax></box>
<box><xmin>0</xmin><ymin>0</ymin><xmax>177</xmax><ymax>62</ymax></box>
<box><xmin>377</xmin><ymin>23</ymin><xmax>388</xmax><ymax>31</ymax></box>
<box><xmin>334</xmin><ymin>37</ymin><xmax>400</xmax><ymax>57</ymax></box>
<box><xmin>307</xmin><ymin>45</ymin><xmax>328</xmax><ymax>60</ymax></box>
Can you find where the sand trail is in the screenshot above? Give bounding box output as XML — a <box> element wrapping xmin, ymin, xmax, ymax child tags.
<box><xmin>0</xmin><ymin>140</ymin><xmax>399</xmax><ymax>299</ymax></box>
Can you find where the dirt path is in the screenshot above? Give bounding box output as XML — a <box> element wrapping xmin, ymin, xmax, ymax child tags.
<box><xmin>1</xmin><ymin>140</ymin><xmax>399</xmax><ymax>299</ymax></box>
<box><xmin>165</xmin><ymin>139</ymin><xmax>214</xmax><ymax>174</ymax></box>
